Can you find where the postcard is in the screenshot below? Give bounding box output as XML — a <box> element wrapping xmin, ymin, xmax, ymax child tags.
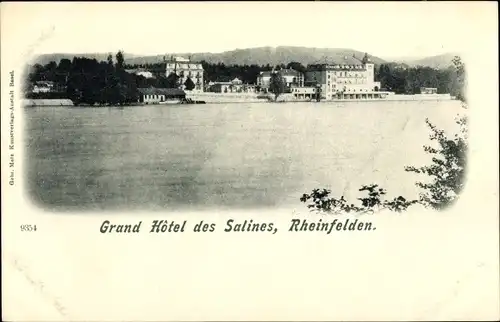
<box><xmin>1</xmin><ymin>2</ymin><xmax>499</xmax><ymax>321</ymax></box>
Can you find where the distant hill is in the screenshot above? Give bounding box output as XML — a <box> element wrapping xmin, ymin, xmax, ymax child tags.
<box><xmin>30</xmin><ymin>47</ymin><xmax>458</xmax><ymax>69</ymax></box>
<box><xmin>30</xmin><ymin>52</ymin><xmax>141</xmax><ymax>66</ymax></box>
<box><xmin>123</xmin><ymin>46</ymin><xmax>388</xmax><ymax>66</ymax></box>
<box><xmin>392</xmin><ymin>53</ymin><xmax>460</xmax><ymax>69</ymax></box>
<box><xmin>31</xmin><ymin>47</ymin><xmax>387</xmax><ymax>67</ymax></box>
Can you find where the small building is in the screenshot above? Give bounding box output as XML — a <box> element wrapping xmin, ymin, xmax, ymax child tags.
<box><xmin>257</xmin><ymin>69</ymin><xmax>304</xmax><ymax>92</ymax></box>
<box><xmin>290</xmin><ymin>86</ymin><xmax>318</xmax><ymax>99</ymax></box>
<box><xmin>137</xmin><ymin>88</ymin><xmax>186</xmax><ymax>104</ymax></box>
<box><xmin>32</xmin><ymin>81</ymin><xmax>55</xmax><ymax>93</ymax></box>
<box><xmin>125</xmin><ymin>69</ymin><xmax>155</xmax><ymax>79</ymax></box>
<box><xmin>420</xmin><ymin>87</ymin><xmax>438</xmax><ymax>94</ymax></box>
<box><xmin>207</xmin><ymin>77</ymin><xmax>257</xmax><ymax>93</ymax></box>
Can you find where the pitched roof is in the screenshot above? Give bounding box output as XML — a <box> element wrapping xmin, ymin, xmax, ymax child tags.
<box><xmin>259</xmin><ymin>69</ymin><xmax>302</xmax><ymax>77</ymax></box>
<box><xmin>306</xmin><ymin>63</ymin><xmax>368</xmax><ymax>71</ymax></box>
<box><xmin>308</xmin><ymin>55</ymin><xmax>368</xmax><ymax>67</ymax></box>
<box><xmin>125</xmin><ymin>68</ymin><xmax>154</xmax><ymax>75</ymax></box>
<box><xmin>279</xmin><ymin>69</ymin><xmax>301</xmax><ymax>76</ymax></box>
<box><xmin>137</xmin><ymin>88</ymin><xmax>186</xmax><ymax>96</ymax></box>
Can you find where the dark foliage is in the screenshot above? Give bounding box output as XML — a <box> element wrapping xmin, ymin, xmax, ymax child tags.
<box><xmin>404</xmin><ymin>116</ymin><xmax>467</xmax><ymax>210</ymax></box>
<box><xmin>269</xmin><ymin>72</ymin><xmax>286</xmax><ymax>101</ymax></box>
<box><xmin>165</xmin><ymin>72</ymin><xmax>180</xmax><ymax>89</ymax></box>
<box><xmin>300</xmin><ymin>184</ymin><xmax>418</xmax><ymax>214</ymax></box>
<box><xmin>25</xmin><ymin>52</ymin><xmax>141</xmax><ymax>105</ymax></box>
<box><xmin>374</xmin><ymin>62</ymin><xmax>465</xmax><ymax>97</ymax></box>
<box><xmin>404</xmin><ymin>56</ymin><xmax>468</xmax><ymax>210</ymax></box>
<box><xmin>184</xmin><ymin>77</ymin><xmax>196</xmax><ymax>91</ymax></box>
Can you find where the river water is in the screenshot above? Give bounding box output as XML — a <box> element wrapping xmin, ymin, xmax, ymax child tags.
<box><xmin>24</xmin><ymin>100</ymin><xmax>463</xmax><ymax>211</ymax></box>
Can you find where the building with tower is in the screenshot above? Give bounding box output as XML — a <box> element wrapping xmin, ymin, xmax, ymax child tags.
<box><xmin>303</xmin><ymin>53</ymin><xmax>385</xmax><ymax>100</ymax></box>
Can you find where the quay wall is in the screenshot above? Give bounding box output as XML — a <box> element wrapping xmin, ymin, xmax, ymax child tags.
<box><xmin>187</xmin><ymin>92</ymin><xmax>453</xmax><ymax>103</ymax></box>
<box><xmin>185</xmin><ymin>92</ymin><xmax>271</xmax><ymax>103</ymax></box>
<box><xmin>385</xmin><ymin>94</ymin><xmax>453</xmax><ymax>101</ymax></box>
<box><xmin>23</xmin><ymin>99</ymin><xmax>74</xmax><ymax>107</ymax></box>
<box><xmin>20</xmin><ymin>94</ymin><xmax>452</xmax><ymax>106</ymax></box>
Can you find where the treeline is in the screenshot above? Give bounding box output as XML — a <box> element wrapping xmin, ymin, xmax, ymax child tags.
<box><xmin>200</xmin><ymin>61</ymin><xmax>305</xmax><ymax>83</ymax></box>
<box><xmin>26</xmin><ymin>53</ymin><xmax>464</xmax><ymax>104</ymax></box>
<box><xmin>124</xmin><ymin>61</ymin><xmax>307</xmax><ymax>84</ymax></box>
<box><xmin>195</xmin><ymin>61</ymin><xmax>460</xmax><ymax>95</ymax></box>
<box><xmin>26</xmin><ymin>52</ymin><xmax>139</xmax><ymax>105</ymax></box>
<box><xmin>375</xmin><ymin>62</ymin><xmax>464</xmax><ymax>96</ymax></box>
<box><xmin>25</xmin><ymin>52</ymin><xmax>180</xmax><ymax>105</ymax></box>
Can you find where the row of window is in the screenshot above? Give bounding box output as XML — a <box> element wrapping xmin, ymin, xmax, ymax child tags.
<box><xmin>291</xmin><ymin>88</ymin><xmax>316</xmax><ymax>93</ymax></box>
<box><xmin>326</xmin><ymin>88</ymin><xmax>374</xmax><ymax>93</ymax></box>
<box><xmin>338</xmin><ymin>79</ymin><xmax>367</xmax><ymax>84</ymax></box>
<box><xmin>166</xmin><ymin>64</ymin><xmax>203</xmax><ymax>69</ymax></box>
<box><xmin>328</xmin><ymin>72</ymin><xmax>367</xmax><ymax>78</ymax></box>
<box><xmin>170</xmin><ymin>72</ymin><xmax>202</xmax><ymax>77</ymax></box>
<box><xmin>145</xmin><ymin>94</ymin><xmax>167</xmax><ymax>100</ymax></box>
<box><xmin>328</xmin><ymin>79</ymin><xmax>368</xmax><ymax>85</ymax></box>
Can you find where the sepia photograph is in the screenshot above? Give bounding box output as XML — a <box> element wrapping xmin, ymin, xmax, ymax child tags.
<box><xmin>22</xmin><ymin>3</ymin><xmax>468</xmax><ymax>214</ymax></box>
<box><xmin>2</xmin><ymin>2</ymin><xmax>498</xmax><ymax>321</ymax></box>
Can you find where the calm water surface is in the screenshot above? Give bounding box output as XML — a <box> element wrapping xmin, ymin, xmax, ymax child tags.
<box><xmin>25</xmin><ymin>101</ymin><xmax>462</xmax><ymax>211</ymax></box>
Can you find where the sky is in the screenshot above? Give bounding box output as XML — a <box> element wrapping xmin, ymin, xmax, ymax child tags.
<box><xmin>2</xmin><ymin>2</ymin><xmax>497</xmax><ymax>60</ymax></box>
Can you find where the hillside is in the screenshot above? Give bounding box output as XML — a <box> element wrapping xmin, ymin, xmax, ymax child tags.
<box><xmin>125</xmin><ymin>46</ymin><xmax>387</xmax><ymax>66</ymax></box>
<box><xmin>30</xmin><ymin>52</ymin><xmax>141</xmax><ymax>66</ymax></box>
<box><xmin>30</xmin><ymin>47</ymin><xmax>459</xmax><ymax>69</ymax></box>
<box><xmin>395</xmin><ymin>53</ymin><xmax>460</xmax><ymax>69</ymax></box>
<box><xmin>31</xmin><ymin>47</ymin><xmax>387</xmax><ymax>67</ymax></box>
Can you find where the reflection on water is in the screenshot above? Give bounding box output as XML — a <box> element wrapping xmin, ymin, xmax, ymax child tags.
<box><xmin>25</xmin><ymin>101</ymin><xmax>462</xmax><ymax>211</ymax></box>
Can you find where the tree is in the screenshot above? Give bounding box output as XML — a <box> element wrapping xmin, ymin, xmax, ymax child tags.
<box><xmin>451</xmin><ymin>56</ymin><xmax>466</xmax><ymax>102</ymax></box>
<box><xmin>404</xmin><ymin>56</ymin><xmax>468</xmax><ymax>210</ymax></box>
<box><xmin>300</xmin><ymin>184</ymin><xmax>418</xmax><ymax>214</ymax></box>
<box><xmin>184</xmin><ymin>77</ymin><xmax>195</xmax><ymax>91</ymax></box>
<box><xmin>404</xmin><ymin>117</ymin><xmax>467</xmax><ymax>210</ymax></box>
<box><xmin>286</xmin><ymin>62</ymin><xmax>306</xmax><ymax>74</ymax></box>
<box><xmin>115</xmin><ymin>51</ymin><xmax>125</xmax><ymax>71</ymax></box>
<box><xmin>107</xmin><ymin>54</ymin><xmax>114</xmax><ymax>67</ymax></box>
<box><xmin>166</xmin><ymin>72</ymin><xmax>180</xmax><ymax>88</ymax></box>
<box><xmin>269</xmin><ymin>71</ymin><xmax>286</xmax><ymax>101</ymax></box>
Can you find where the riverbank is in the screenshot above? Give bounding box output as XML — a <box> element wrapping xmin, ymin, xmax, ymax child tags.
<box><xmin>186</xmin><ymin>92</ymin><xmax>453</xmax><ymax>104</ymax></box>
<box><xmin>185</xmin><ymin>92</ymin><xmax>271</xmax><ymax>103</ymax></box>
<box><xmin>385</xmin><ymin>94</ymin><xmax>453</xmax><ymax>101</ymax></box>
<box><xmin>23</xmin><ymin>99</ymin><xmax>74</xmax><ymax>107</ymax></box>
<box><xmin>21</xmin><ymin>93</ymin><xmax>453</xmax><ymax>107</ymax></box>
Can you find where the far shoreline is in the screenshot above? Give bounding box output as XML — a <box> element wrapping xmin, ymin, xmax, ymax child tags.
<box><xmin>22</xmin><ymin>94</ymin><xmax>456</xmax><ymax>108</ymax></box>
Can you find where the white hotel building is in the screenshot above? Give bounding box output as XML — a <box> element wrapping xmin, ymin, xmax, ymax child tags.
<box><xmin>303</xmin><ymin>55</ymin><xmax>386</xmax><ymax>100</ymax></box>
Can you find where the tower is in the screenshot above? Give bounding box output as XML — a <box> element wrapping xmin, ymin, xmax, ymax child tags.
<box><xmin>362</xmin><ymin>53</ymin><xmax>370</xmax><ymax>64</ymax></box>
